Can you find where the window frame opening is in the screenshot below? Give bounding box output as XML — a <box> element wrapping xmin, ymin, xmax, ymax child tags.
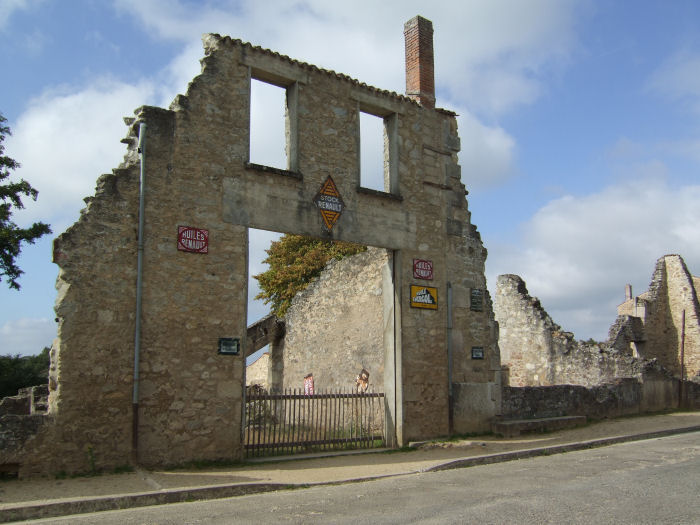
<box><xmin>356</xmin><ymin>101</ymin><xmax>399</xmax><ymax>198</ymax></box>
<box><xmin>246</xmin><ymin>68</ymin><xmax>300</xmax><ymax>177</ymax></box>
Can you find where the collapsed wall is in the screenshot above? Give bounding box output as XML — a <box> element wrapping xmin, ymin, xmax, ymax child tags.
<box><xmin>617</xmin><ymin>254</ymin><xmax>700</xmax><ymax>379</ymax></box>
<box><xmin>495</xmin><ymin>274</ymin><xmax>647</xmax><ymax>387</ymax></box>
<box><xmin>495</xmin><ymin>254</ymin><xmax>700</xmax><ymax>388</ymax></box>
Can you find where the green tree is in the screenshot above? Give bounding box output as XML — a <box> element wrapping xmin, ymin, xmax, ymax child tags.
<box><xmin>254</xmin><ymin>234</ymin><xmax>366</xmax><ymax>317</ymax></box>
<box><xmin>0</xmin><ymin>347</ymin><xmax>50</xmax><ymax>399</ymax></box>
<box><xmin>1</xmin><ymin>112</ymin><xmax>51</xmax><ymax>290</ymax></box>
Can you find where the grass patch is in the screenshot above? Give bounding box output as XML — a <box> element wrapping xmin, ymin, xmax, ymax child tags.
<box><xmin>165</xmin><ymin>458</ymin><xmax>246</xmax><ymax>471</ymax></box>
<box><xmin>380</xmin><ymin>445</ymin><xmax>417</xmax><ymax>454</ymax></box>
<box><xmin>445</xmin><ymin>431</ymin><xmax>494</xmax><ymax>442</ymax></box>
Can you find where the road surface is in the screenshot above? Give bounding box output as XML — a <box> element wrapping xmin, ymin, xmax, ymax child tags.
<box><xmin>27</xmin><ymin>431</ymin><xmax>700</xmax><ymax>524</ymax></box>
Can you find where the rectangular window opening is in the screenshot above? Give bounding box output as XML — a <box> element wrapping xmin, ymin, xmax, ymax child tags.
<box><xmin>359</xmin><ymin>111</ymin><xmax>388</xmax><ymax>193</ymax></box>
<box><xmin>250</xmin><ymin>78</ymin><xmax>288</xmax><ymax>170</ymax></box>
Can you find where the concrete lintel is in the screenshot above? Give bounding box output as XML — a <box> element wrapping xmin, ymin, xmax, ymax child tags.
<box><xmin>352</xmin><ymin>90</ymin><xmax>405</xmax><ymax>117</ymax></box>
<box><xmin>242</xmin><ymin>52</ymin><xmax>309</xmax><ymax>86</ymax></box>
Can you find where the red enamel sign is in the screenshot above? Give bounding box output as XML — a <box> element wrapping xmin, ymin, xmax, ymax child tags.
<box><xmin>413</xmin><ymin>259</ymin><xmax>433</xmax><ymax>280</ymax></box>
<box><xmin>177</xmin><ymin>226</ymin><xmax>209</xmax><ymax>254</ymax></box>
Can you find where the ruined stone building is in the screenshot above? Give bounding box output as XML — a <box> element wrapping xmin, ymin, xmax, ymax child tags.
<box><xmin>245</xmin><ymin>351</ymin><xmax>269</xmax><ymax>388</ymax></box>
<box><xmin>1</xmin><ymin>16</ymin><xmax>501</xmax><ymax>478</ymax></box>
<box><xmin>616</xmin><ymin>254</ymin><xmax>700</xmax><ymax>380</ymax></box>
<box><xmin>495</xmin><ymin>254</ymin><xmax>700</xmax><ymax>388</ymax></box>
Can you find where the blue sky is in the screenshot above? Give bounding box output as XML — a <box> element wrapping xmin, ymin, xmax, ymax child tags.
<box><xmin>2</xmin><ymin>0</ymin><xmax>700</xmax><ymax>356</ymax></box>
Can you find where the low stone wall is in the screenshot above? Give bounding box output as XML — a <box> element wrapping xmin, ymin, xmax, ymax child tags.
<box><xmin>682</xmin><ymin>380</ymin><xmax>700</xmax><ymax>409</ymax></box>
<box><xmin>501</xmin><ymin>376</ymin><xmax>693</xmax><ymax>421</ymax></box>
<box><xmin>0</xmin><ymin>386</ymin><xmax>50</xmax><ymax>470</ymax></box>
<box><xmin>0</xmin><ymin>415</ymin><xmax>48</xmax><ymax>455</ymax></box>
<box><xmin>0</xmin><ymin>385</ymin><xmax>49</xmax><ymax>417</ymax></box>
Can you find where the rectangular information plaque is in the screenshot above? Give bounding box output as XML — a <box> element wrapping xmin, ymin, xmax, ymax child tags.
<box><xmin>470</xmin><ymin>288</ymin><xmax>483</xmax><ymax>311</ymax></box>
<box><xmin>218</xmin><ymin>338</ymin><xmax>240</xmax><ymax>355</ymax></box>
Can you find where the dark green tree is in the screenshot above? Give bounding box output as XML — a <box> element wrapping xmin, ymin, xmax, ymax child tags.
<box><xmin>254</xmin><ymin>234</ymin><xmax>366</xmax><ymax>317</ymax></box>
<box><xmin>0</xmin><ymin>347</ymin><xmax>50</xmax><ymax>398</ymax></box>
<box><xmin>0</xmin><ymin>112</ymin><xmax>51</xmax><ymax>289</ymax></box>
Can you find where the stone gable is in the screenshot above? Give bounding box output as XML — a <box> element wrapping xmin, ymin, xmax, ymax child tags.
<box><xmin>2</xmin><ymin>22</ymin><xmax>501</xmax><ymax>477</ymax></box>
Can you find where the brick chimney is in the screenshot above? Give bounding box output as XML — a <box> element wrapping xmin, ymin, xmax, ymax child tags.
<box><xmin>404</xmin><ymin>15</ymin><xmax>435</xmax><ymax>109</ymax></box>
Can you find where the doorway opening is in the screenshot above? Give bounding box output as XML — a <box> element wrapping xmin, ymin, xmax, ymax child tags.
<box><xmin>243</xmin><ymin>229</ymin><xmax>396</xmax><ymax>456</ymax></box>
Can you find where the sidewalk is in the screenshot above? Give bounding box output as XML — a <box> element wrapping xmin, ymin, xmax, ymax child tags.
<box><xmin>2</xmin><ymin>411</ymin><xmax>699</xmax><ymax>523</ymax></box>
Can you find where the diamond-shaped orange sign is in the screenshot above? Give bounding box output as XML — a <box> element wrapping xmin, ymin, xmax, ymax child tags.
<box><xmin>313</xmin><ymin>176</ymin><xmax>344</xmax><ymax>231</ymax></box>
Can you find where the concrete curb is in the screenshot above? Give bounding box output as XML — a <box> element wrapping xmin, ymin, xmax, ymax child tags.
<box><xmin>424</xmin><ymin>425</ymin><xmax>700</xmax><ymax>472</ymax></box>
<box><xmin>2</xmin><ymin>426</ymin><xmax>699</xmax><ymax>523</ymax></box>
<box><xmin>1</xmin><ymin>483</ymin><xmax>287</xmax><ymax>523</ymax></box>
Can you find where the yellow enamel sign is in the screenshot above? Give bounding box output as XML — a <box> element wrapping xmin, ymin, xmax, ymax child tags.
<box><xmin>410</xmin><ymin>285</ymin><xmax>438</xmax><ymax>309</ymax></box>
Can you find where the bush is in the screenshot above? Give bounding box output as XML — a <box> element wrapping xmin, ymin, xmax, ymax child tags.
<box><xmin>0</xmin><ymin>347</ymin><xmax>49</xmax><ymax>398</ymax></box>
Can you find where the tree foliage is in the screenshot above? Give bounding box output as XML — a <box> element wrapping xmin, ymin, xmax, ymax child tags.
<box><xmin>0</xmin><ymin>112</ymin><xmax>52</xmax><ymax>290</ymax></box>
<box><xmin>254</xmin><ymin>234</ymin><xmax>366</xmax><ymax>317</ymax></box>
<box><xmin>0</xmin><ymin>347</ymin><xmax>50</xmax><ymax>399</ymax></box>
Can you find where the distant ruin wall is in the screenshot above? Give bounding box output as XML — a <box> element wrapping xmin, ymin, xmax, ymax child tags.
<box><xmin>246</xmin><ymin>353</ymin><xmax>270</xmax><ymax>389</ymax></box>
<box><xmin>279</xmin><ymin>248</ymin><xmax>388</xmax><ymax>392</ymax></box>
<box><xmin>494</xmin><ymin>274</ymin><xmax>643</xmax><ymax>387</ymax></box>
<box><xmin>640</xmin><ymin>255</ymin><xmax>700</xmax><ymax>378</ymax></box>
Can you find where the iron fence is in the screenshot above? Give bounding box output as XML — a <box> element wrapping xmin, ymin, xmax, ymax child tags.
<box><xmin>244</xmin><ymin>388</ymin><xmax>385</xmax><ymax>457</ymax></box>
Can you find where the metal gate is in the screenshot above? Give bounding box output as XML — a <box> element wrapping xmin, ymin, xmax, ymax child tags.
<box><xmin>244</xmin><ymin>387</ymin><xmax>385</xmax><ymax>458</ymax></box>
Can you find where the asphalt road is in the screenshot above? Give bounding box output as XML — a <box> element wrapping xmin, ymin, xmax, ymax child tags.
<box><xmin>27</xmin><ymin>431</ymin><xmax>700</xmax><ymax>524</ymax></box>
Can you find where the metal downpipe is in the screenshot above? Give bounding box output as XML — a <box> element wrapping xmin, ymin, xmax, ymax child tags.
<box><xmin>447</xmin><ymin>281</ymin><xmax>454</xmax><ymax>434</ymax></box>
<box><xmin>132</xmin><ymin>122</ymin><xmax>146</xmax><ymax>460</ymax></box>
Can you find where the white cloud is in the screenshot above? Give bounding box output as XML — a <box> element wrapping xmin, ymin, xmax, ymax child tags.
<box><xmin>457</xmin><ymin>109</ymin><xmax>516</xmax><ymax>188</ymax></box>
<box><xmin>157</xmin><ymin>41</ymin><xmax>203</xmax><ymax>107</ymax></box>
<box><xmin>437</xmin><ymin>0</ymin><xmax>580</xmax><ymax>116</ymax></box>
<box><xmin>7</xmin><ymin>77</ymin><xmax>156</xmax><ymax>232</ymax></box>
<box><xmin>0</xmin><ymin>0</ymin><xmax>34</xmax><ymax>30</ymax></box>
<box><xmin>250</xmin><ymin>80</ymin><xmax>287</xmax><ymax>170</ymax></box>
<box><xmin>487</xmin><ymin>176</ymin><xmax>700</xmax><ymax>340</ymax></box>
<box><xmin>117</xmin><ymin>0</ymin><xmax>582</xmax><ymax>112</ymax></box>
<box><xmin>1</xmin><ymin>318</ymin><xmax>55</xmax><ymax>356</ymax></box>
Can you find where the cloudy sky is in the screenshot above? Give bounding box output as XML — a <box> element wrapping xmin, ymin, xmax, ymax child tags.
<box><xmin>1</xmin><ymin>0</ymin><xmax>699</xmax><ymax>356</ymax></box>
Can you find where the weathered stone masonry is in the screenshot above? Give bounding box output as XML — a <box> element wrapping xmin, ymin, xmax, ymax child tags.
<box><xmin>2</xmin><ymin>18</ymin><xmax>501</xmax><ymax>477</ymax></box>
<box><xmin>278</xmin><ymin>247</ymin><xmax>388</xmax><ymax>393</ymax></box>
<box><xmin>495</xmin><ymin>274</ymin><xmax>644</xmax><ymax>387</ymax></box>
<box><xmin>617</xmin><ymin>255</ymin><xmax>700</xmax><ymax>379</ymax></box>
<box><xmin>496</xmin><ymin>254</ymin><xmax>700</xmax><ymax>389</ymax></box>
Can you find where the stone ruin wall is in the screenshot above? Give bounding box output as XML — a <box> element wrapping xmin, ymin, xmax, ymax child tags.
<box><xmin>637</xmin><ymin>255</ymin><xmax>700</xmax><ymax>378</ymax></box>
<box><xmin>5</xmin><ymin>139</ymin><xmax>147</xmax><ymax>477</ymax></box>
<box><xmin>495</xmin><ymin>254</ymin><xmax>700</xmax><ymax>388</ymax></box>
<box><xmin>2</xmin><ymin>25</ymin><xmax>504</xmax><ymax>476</ymax></box>
<box><xmin>246</xmin><ymin>352</ymin><xmax>270</xmax><ymax>389</ymax></box>
<box><xmin>277</xmin><ymin>247</ymin><xmax>388</xmax><ymax>393</ymax></box>
<box><xmin>495</xmin><ymin>274</ymin><xmax>647</xmax><ymax>387</ymax></box>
